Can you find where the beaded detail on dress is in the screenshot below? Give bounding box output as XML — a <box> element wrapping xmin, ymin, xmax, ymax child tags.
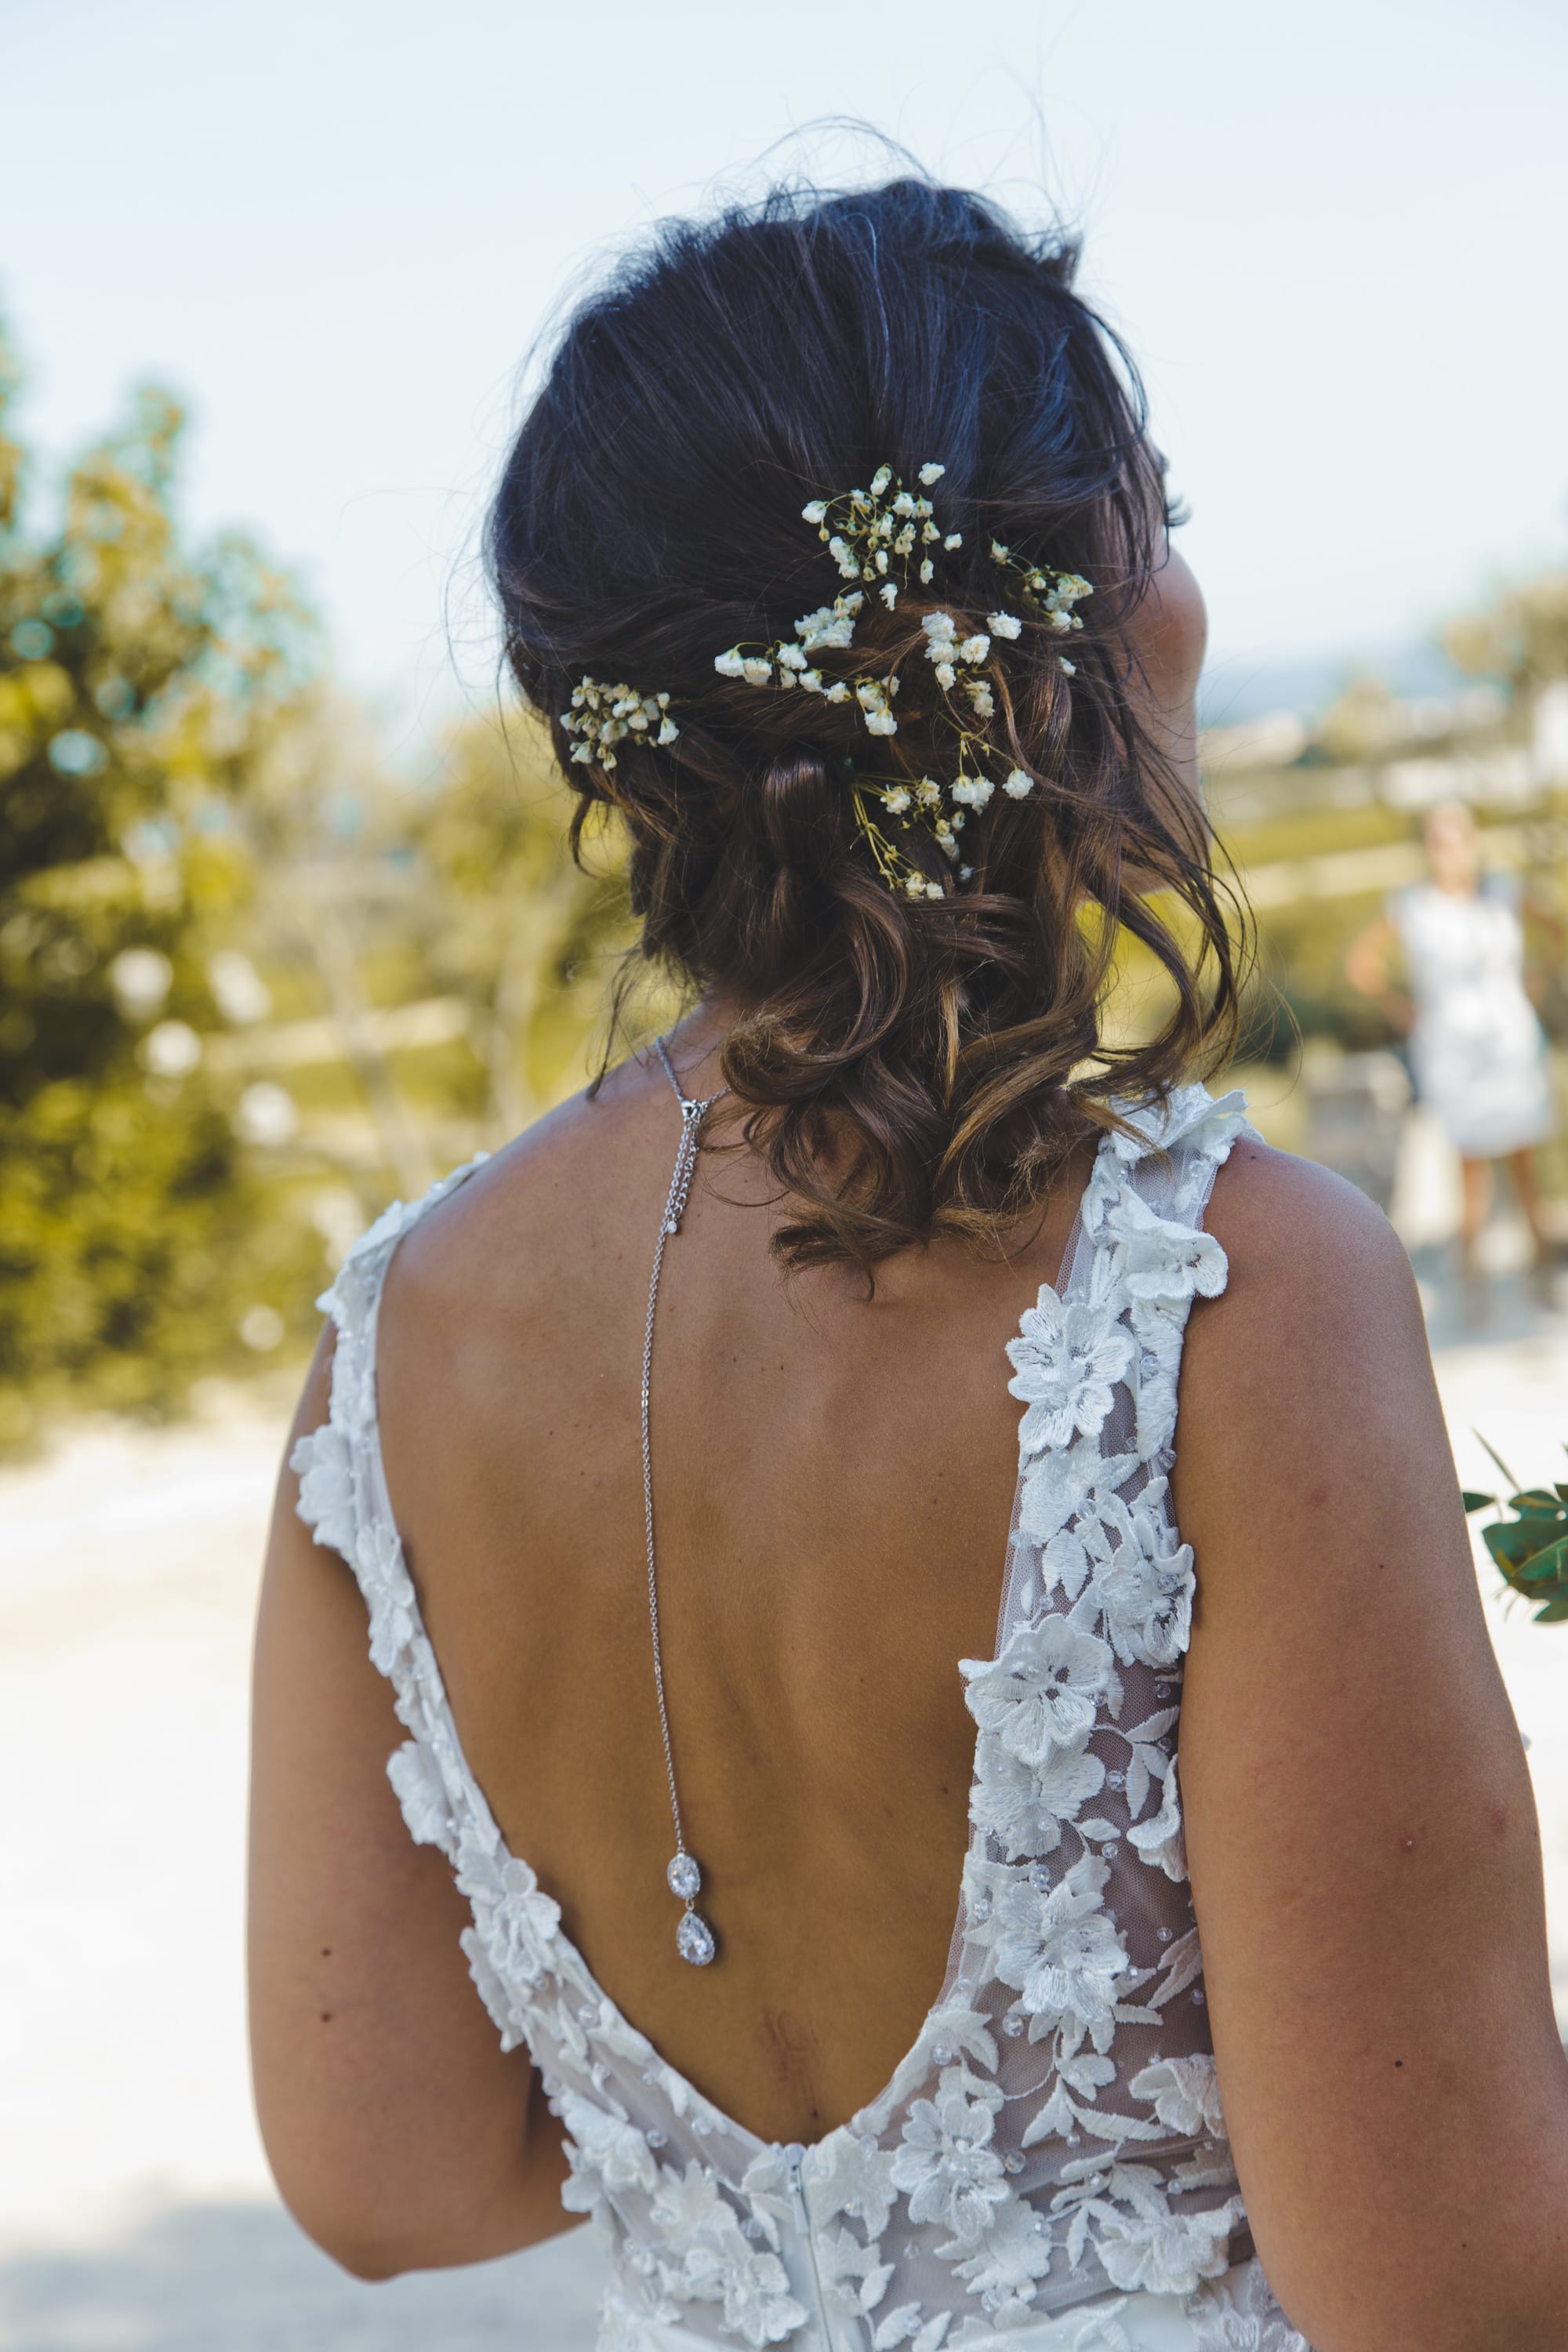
<box><xmin>291</xmin><ymin>1084</ymin><xmax>1310</xmax><ymax>2352</ymax></box>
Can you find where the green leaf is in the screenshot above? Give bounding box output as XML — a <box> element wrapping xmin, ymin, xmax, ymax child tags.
<box><xmin>1475</xmin><ymin>1431</ymin><xmax>1520</xmax><ymax>1492</ymax></box>
<box><xmin>1461</xmin><ymin>1490</ymin><xmax>1497</xmax><ymax>1514</ymax></box>
<box><xmin>1517</xmin><ymin>1537</ymin><xmax>1568</xmax><ymax>1581</ymax></box>
<box><xmin>1533</xmin><ymin>1595</ymin><xmax>1568</xmax><ymax>1624</ymax></box>
<box><xmin>1508</xmin><ymin>1490</ymin><xmax>1566</xmax><ymax>1520</ymax></box>
<box><xmin>1486</xmin><ymin>1519</ymin><xmax>1552</xmax><ymax>1571</ymax></box>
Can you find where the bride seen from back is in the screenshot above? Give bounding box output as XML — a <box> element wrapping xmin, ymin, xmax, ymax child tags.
<box><xmin>248</xmin><ymin>176</ymin><xmax>1568</xmax><ymax>2352</ymax></box>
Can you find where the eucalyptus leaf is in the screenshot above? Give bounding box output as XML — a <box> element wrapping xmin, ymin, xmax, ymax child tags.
<box><xmin>1475</xmin><ymin>1431</ymin><xmax>1521</xmax><ymax>1492</ymax></box>
<box><xmin>1508</xmin><ymin>1490</ymin><xmax>1566</xmax><ymax>1521</ymax></box>
<box><xmin>1486</xmin><ymin>1519</ymin><xmax>1551</xmax><ymax>1570</ymax></box>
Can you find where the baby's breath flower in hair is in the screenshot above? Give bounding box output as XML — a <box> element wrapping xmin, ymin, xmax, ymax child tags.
<box><xmin>706</xmin><ymin>460</ymin><xmax>1094</xmax><ymax>900</ymax></box>
<box><xmin>951</xmin><ymin>772</ymin><xmax>995</xmax><ymax>810</ymax></box>
<box><xmin>795</xmin><ymin>591</ymin><xmax>863</xmax><ymax>652</ymax></box>
<box><xmin>560</xmin><ymin>677</ymin><xmax>678</xmax><ymax>770</ymax></box>
<box><xmin>990</xmin><ymin>546</ymin><xmax>1094</xmax><ymax>637</ymax></box>
<box><xmin>799</xmin><ymin>466</ymin><xmax>949</xmax><ymax>592</ymax></box>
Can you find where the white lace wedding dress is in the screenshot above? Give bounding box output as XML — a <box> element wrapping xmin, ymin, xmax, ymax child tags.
<box><xmin>292</xmin><ymin>1083</ymin><xmax>1312</xmax><ymax>2352</ymax></box>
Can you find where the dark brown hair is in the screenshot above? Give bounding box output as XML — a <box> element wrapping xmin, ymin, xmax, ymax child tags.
<box><xmin>487</xmin><ymin>176</ymin><xmax>1243</xmax><ymax>1271</ymax></box>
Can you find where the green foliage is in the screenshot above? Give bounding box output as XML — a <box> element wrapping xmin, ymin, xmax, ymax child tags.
<box><xmin>1446</xmin><ymin>572</ymin><xmax>1568</xmax><ymax>694</ymax></box>
<box><xmin>0</xmin><ymin>329</ymin><xmax>324</xmax><ymax>1448</ymax></box>
<box><xmin>1463</xmin><ymin>1449</ymin><xmax>1568</xmax><ymax>1627</ymax></box>
<box><xmin>401</xmin><ymin>707</ymin><xmax>650</xmax><ymax>1135</ymax></box>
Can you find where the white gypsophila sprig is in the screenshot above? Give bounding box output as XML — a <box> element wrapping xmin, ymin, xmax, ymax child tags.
<box><xmin>710</xmin><ymin>463</ymin><xmax>1096</xmax><ymax>902</ymax></box>
<box><xmin>989</xmin><ymin>541</ymin><xmax>1094</xmax><ymax>676</ymax></box>
<box><xmin>713</xmin><ymin>587</ymin><xmax>866</xmax><ymax>709</ymax></box>
<box><xmin>715</xmin><ymin>454</ymin><xmax>959</xmax><ymax>740</ymax></box>
<box><xmin>558</xmin><ymin>677</ymin><xmax>678</xmax><ymax>771</ymax></box>
<box><xmin>802</xmin><ymin>462</ymin><xmax>956</xmax><ymax>607</ymax></box>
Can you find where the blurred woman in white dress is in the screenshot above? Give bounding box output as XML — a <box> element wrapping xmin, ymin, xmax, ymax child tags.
<box><xmin>1348</xmin><ymin>800</ymin><xmax>1559</xmax><ymax>1301</ymax></box>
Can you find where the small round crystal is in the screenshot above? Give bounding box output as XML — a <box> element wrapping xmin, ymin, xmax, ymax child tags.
<box><xmin>667</xmin><ymin>1852</ymin><xmax>702</xmax><ymax>1900</ymax></box>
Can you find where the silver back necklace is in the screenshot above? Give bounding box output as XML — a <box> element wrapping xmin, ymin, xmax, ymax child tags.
<box><xmin>643</xmin><ymin>1033</ymin><xmax>730</xmax><ymax>1966</ymax></box>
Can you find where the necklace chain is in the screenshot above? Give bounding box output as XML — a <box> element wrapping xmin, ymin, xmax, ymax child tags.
<box><xmin>642</xmin><ymin>1033</ymin><xmax>729</xmax><ymax>1966</ymax></box>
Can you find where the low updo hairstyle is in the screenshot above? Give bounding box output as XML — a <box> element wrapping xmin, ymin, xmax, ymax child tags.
<box><xmin>487</xmin><ymin>174</ymin><xmax>1243</xmax><ymax>1272</ymax></box>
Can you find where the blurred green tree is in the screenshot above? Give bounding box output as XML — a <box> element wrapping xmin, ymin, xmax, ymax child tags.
<box><xmin>0</xmin><ymin>331</ymin><xmax>323</xmax><ymax>1447</ymax></box>
<box><xmin>402</xmin><ymin>707</ymin><xmax>644</xmax><ymax>1142</ymax></box>
<box><xmin>1445</xmin><ymin>571</ymin><xmax>1568</xmax><ymax>695</ymax></box>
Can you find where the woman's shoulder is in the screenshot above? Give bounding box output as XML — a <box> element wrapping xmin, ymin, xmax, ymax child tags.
<box><xmin>1203</xmin><ymin>1131</ymin><xmax>1408</xmax><ymax>1270</ymax></box>
<box><xmin>370</xmin><ymin>1057</ymin><xmax>662</xmax><ymax>1307</ymax></box>
<box><xmin>1198</xmin><ymin>1131</ymin><xmax>1418</xmax><ymax>1343</ymax></box>
<box><xmin>1102</xmin><ymin>1087</ymin><xmax>1410</xmax><ymax>1322</ymax></box>
<box><xmin>1181</xmin><ymin>1135</ymin><xmax>1427</xmax><ymax>1501</ymax></box>
<box><xmin>386</xmin><ymin>1046</ymin><xmax>770</xmax><ymax>1430</ymax></box>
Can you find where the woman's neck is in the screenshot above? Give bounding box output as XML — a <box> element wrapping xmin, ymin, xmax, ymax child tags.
<box><xmin>659</xmin><ymin>995</ymin><xmax>741</xmax><ymax>1091</ymax></box>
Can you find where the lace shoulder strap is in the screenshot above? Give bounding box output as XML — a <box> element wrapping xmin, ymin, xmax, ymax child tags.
<box><xmin>288</xmin><ymin>1152</ymin><xmax>493</xmax><ymax>1853</ymax></box>
<box><xmin>1069</xmin><ymin>1083</ymin><xmax>1256</xmax><ymax>1467</ymax></box>
<box><xmin>307</xmin><ymin>1152</ymin><xmax>490</xmax><ymax>1431</ymax></box>
<box><xmin>289</xmin><ymin>1149</ymin><xmax>587</xmax><ymax>2056</ymax></box>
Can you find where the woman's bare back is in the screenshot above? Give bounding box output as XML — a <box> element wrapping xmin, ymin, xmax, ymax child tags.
<box><xmin>375</xmin><ymin>1025</ymin><xmax>1095</xmax><ymax>2148</ymax></box>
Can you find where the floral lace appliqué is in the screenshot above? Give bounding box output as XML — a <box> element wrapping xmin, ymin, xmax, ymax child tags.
<box><xmin>290</xmin><ymin>1091</ymin><xmax>1316</xmax><ymax>2349</ymax></box>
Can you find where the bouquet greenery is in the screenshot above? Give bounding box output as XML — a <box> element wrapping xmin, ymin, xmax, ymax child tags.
<box><xmin>1464</xmin><ymin>1441</ymin><xmax>1568</xmax><ymax>1625</ymax></box>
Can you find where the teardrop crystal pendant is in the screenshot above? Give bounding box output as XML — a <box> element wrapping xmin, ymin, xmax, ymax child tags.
<box><xmin>666</xmin><ymin>1852</ymin><xmax>702</xmax><ymax>1900</ymax></box>
<box><xmin>676</xmin><ymin>1908</ymin><xmax>717</xmax><ymax>1967</ymax></box>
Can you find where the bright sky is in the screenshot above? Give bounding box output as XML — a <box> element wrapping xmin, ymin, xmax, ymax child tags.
<box><xmin>5</xmin><ymin>0</ymin><xmax>1566</xmax><ymax>745</ymax></box>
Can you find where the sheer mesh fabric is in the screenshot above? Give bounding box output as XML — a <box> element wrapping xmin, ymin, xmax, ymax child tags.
<box><xmin>290</xmin><ymin>1087</ymin><xmax>1311</xmax><ymax>2352</ymax></box>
